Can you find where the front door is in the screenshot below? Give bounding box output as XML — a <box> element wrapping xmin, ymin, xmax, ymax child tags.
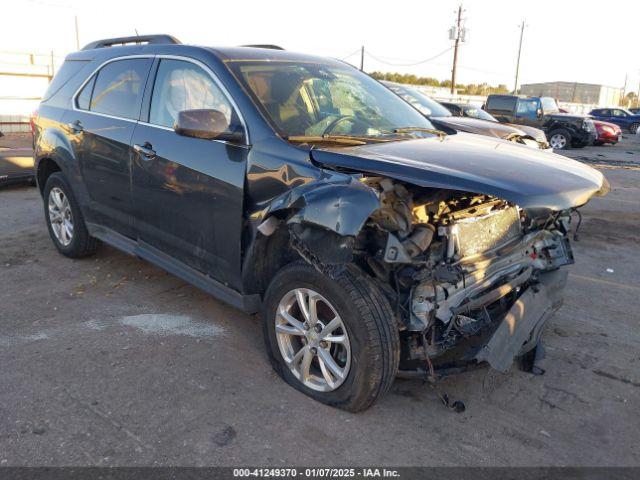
<box><xmin>610</xmin><ymin>109</ymin><xmax>630</xmax><ymax>130</ymax></box>
<box><xmin>130</xmin><ymin>58</ymin><xmax>248</xmax><ymax>289</ymax></box>
<box><xmin>66</xmin><ymin>57</ymin><xmax>153</xmax><ymax>238</ymax></box>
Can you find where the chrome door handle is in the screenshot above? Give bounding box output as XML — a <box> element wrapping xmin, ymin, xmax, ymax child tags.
<box><xmin>133</xmin><ymin>142</ymin><xmax>156</xmax><ymax>160</ymax></box>
<box><xmin>67</xmin><ymin>120</ymin><xmax>83</xmax><ymax>134</ymax></box>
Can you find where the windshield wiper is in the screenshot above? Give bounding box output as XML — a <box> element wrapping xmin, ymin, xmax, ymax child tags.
<box><xmin>392</xmin><ymin>127</ymin><xmax>447</xmax><ymax>139</ymax></box>
<box><xmin>286</xmin><ymin>134</ymin><xmax>393</xmax><ymax>146</ymax></box>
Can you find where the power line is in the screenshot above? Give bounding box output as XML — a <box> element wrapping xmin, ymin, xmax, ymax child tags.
<box><xmin>363</xmin><ymin>47</ymin><xmax>454</xmax><ymax>67</ymax></box>
<box><xmin>340</xmin><ymin>48</ymin><xmax>364</xmax><ymax>61</ymax></box>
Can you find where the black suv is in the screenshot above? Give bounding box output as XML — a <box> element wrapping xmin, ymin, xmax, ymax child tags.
<box><xmin>34</xmin><ymin>35</ymin><xmax>607</xmax><ymax>411</ymax></box>
<box><xmin>484</xmin><ymin>94</ymin><xmax>596</xmax><ymax>150</ymax></box>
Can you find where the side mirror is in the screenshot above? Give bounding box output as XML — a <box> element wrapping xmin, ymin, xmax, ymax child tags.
<box><xmin>174</xmin><ymin>109</ymin><xmax>244</xmax><ymax>143</ymax></box>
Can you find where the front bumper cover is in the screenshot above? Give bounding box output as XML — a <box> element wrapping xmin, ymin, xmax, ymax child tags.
<box><xmin>475</xmin><ymin>268</ymin><xmax>568</xmax><ymax>372</ymax></box>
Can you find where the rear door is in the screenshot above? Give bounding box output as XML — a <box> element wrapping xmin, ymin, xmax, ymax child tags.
<box><xmin>130</xmin><ymin>57</ymin><xmax>249</xmax><ymax>289</ymax></box>
<box><xmin>67</xmin><ymin>56</ymin><xmax>153</xmax><ymax>238</ymax></box>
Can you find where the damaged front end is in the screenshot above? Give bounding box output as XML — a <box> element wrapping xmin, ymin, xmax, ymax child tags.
<box><xmin>278</xmin><ymin>176</ymin><xmax>577</xmax><ymax>376</ymax></box>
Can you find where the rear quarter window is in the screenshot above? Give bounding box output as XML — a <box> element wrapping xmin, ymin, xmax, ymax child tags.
<box><xmin>487</xmin><ymin>96</ymin><xmax>516</xmax><ymax>113</ymax></box>
<box><xmin>76</xmin><ymin>75</ymin><xmax>96</xmax><ymax>110</ymax></box>
<box><xmin>42</xmin><ymin>60</ymin><xmax>90</xmax><ymax>101</ymax></box>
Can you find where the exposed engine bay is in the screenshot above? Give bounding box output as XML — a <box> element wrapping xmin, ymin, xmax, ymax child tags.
<box><xmin>344</xmin><ymin>177</ymin><xmax>575</xmax><ymax>373</ymax></box>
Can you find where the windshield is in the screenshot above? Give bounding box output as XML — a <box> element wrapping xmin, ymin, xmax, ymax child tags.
<box><xmin>462</xmin><ymin>106</ymin><xmax>497</xmax><ymax>122</ymax></box>
<box><xmin>228</xmin><ymin>61</ymin><xmax>435</xmax><ymax>139</ymax></box>
<box><xmin>382</xmin><ymin>83</ymin><xmax>452</xmax><ymax>118</ymax></box>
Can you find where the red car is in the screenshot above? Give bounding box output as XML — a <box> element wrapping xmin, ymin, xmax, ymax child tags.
<box><xmin>593</xmin><ymin>119</ymin><xmax>621</xmax><ymax>145</ymax></box>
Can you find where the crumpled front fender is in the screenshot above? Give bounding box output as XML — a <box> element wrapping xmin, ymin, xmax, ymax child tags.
<box><xmin>266</xmin><ymin>176</ymin><xmax>380</xmax><ymax>237</ymax></box>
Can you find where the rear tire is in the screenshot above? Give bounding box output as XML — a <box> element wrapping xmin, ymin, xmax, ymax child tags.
<box><xmin>43</xmin><ymin>172</ymin><xmax>98</xmax><ymax>258</ymax></box>
<box><xmin>630</xmin><ymin>123</ymin><xmax>639</xmax><ymax>134</ymax></box>
<box><xmin>262</xmin><ymin>262</ymin><xmax>399</xmax><ymax>412</ymax></box>
<box><xmin>548</xmin><ymin>129</ymin><xmax>572</xmax><ymax>150</ymax></box>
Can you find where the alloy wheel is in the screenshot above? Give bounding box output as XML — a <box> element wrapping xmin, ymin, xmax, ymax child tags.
<box><xmin>275</xmin><ymin>288</ymin><xmax>351</xmax><ymax>392</ymax></box>
<box><xmin>48</xmin><ymin>187</ymin><xmax>74</xmax><ymax>246</ymax></box>
<box><xmin>549</xmin><ymin>133</ymin><xmax>567</xmax><ymax>149</ymax></box>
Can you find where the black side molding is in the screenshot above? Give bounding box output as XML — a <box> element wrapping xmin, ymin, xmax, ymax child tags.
<box><xmin>82</xmin><ymin>35</ymin><xmax>181</xmax><ymax>50</ymax></box>
<box><xmin>86</xmin><ymin>223</ymin><xmax>261</xmax><ymax>314</ymax></box>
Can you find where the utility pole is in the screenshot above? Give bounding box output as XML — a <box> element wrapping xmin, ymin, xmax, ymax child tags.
<box><xmin>74</xmin><ymin>15</ymin><xmax>80</xmax><ymax>50</ymax></box>
<box><xmin>513</xmin><ymin>21</ymin><xmax>526</xmax><ymax>94</ymax></box>
<box><xmin>360</xmin><ymin>46</ymin><xmax>364</xmax><ymax>72</ymax></box>
<box><xmin>449</xmin><ymin>5</ymin><xmax>464</xmax><ymax>95</ymax></box>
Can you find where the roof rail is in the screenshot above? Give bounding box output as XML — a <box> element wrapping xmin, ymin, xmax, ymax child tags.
<box><xmin>241</xmin><ymin>44</ymin><xmax>285</xmax><ymax>50</ymax></box>
<box><xmin>81</xmin><ymin>34</ymin><xmax>181</xmax><ymax>51</ymax></box>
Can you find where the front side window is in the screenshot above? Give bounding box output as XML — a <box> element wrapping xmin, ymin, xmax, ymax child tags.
<box><xmin>227</xmin><ymin>61</ymin><xmax>435</xmax><ymax>138</ymax></box>
<box><xmin>89</xmin><ymin>59</ymin><xmax>150</xmax><ymax>119</ymax></box>
<box><xmin>149</xmin><ymin>59</ymin><xmax>234</xmax><ymax>129</ymax></box>
<box><xmin>611</xmin><ymin>109</ymin><xmax>627</xmax><ymax>117</ymax></box>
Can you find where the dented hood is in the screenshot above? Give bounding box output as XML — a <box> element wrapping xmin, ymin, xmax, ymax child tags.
<box><xmin>311</xmin><ymin>133</ymin><xmax>608</xmax><ymax>211</ymax></box>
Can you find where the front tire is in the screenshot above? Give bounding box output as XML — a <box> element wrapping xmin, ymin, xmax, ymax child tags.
<box><xmin>44</xmin><ymin>172</ymin><xmax>98</xmax><ymax>258</ymax></box>
<box><xmin>548</xmin><ymin>129</ymin><xmax>572</xmax><ymax>150</ymax></box>
<box><xmin>630</xmin><ymin>123</ymin><xmax>639</xmax><ymax>134</ymax></box>
<box><xmin>262</xmin><ymin>262</ymin><xmax>399</xmax><ymax>412</ymax></box>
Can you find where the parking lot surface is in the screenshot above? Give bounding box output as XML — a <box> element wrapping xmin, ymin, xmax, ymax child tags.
<box><xmin>1</xmin><ymin>135</ymin><xmax>639</xmax><ymax>466</ymax></box>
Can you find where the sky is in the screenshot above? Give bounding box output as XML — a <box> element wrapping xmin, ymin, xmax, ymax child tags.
<box><xmin>2</xmin><ymin>0</ymin><xmax>639</xmax><ymax>94</ymax></box>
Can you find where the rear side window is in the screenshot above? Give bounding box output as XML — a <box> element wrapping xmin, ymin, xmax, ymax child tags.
<box><xmin>89</xmin><ymin>59</ymin><xmax>150</xmax><ymax>119</ymax></box>
<box><xmin>42</xmin><ymin>60</ymin><xmax>89</xmax><ymax>101</ymax></box>
<box><xmin>487</xmin><ymin>96</ymin><xmax>516</xmax><ymax>112</ymax></box>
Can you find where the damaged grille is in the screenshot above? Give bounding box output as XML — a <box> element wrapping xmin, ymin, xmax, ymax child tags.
<box><xmin>451</xmin><ymin>206</ymin><xmax>521</xmax><ymax>258</ymax></box>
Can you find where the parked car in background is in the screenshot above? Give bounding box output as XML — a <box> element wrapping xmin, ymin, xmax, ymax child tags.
<box><xmin>382</xmin><ymin>82</ymin><xmax>547</xmax><ymax>149</ymax></box>
<box><xmin>33</xmin><ymin>35</ymin><xmax>608</xmax><ymax>411</ymax></box>
<box><xmin>0</xmin><ymin>131</ymin><xmax>35</xmax><ymax>187</ymax></box>
<box><xmin>592</xmin><ymin>120</ymin><xmax>621</xmax><ymax>145</ymax></box>
<box><xmin>484</xmin><ymin>95</ymin><xmax>597</xmax><ymax>150</ymax></box>
<box><xmin>588</xmin><ymin>108</ymin><xmax>640</xmax><ymax>134</ymax></box>
<box><xmin>441</xmin><ymin>101</ymin><xmax>549</xmax><ymax>149</ymax></box>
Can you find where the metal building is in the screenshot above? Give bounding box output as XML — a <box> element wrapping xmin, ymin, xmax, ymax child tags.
<box><xmin>519</xmin><ymin>81</ymin><xmax>622</xmax><ymax>106</ymax></box>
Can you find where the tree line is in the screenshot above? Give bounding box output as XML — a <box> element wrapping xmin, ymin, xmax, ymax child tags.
<box><xmin>369</xmin><ymin>71</ymin><xmax>510</xmax><ymax>96</ymax></box>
